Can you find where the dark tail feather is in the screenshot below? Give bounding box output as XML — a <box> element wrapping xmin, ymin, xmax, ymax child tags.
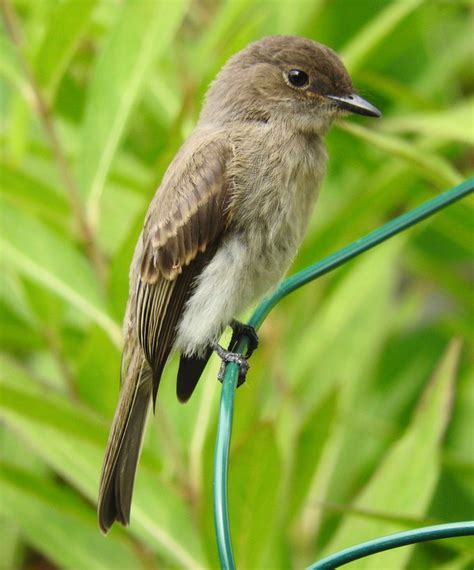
<box><xmin>98</xmin><ymin>360</ymin><xmax>152</xmax><ymax>533</ymax></box>
<box><xmin>177</xmin><ymin>347</ymin><xmax>213</xmax><ymax>403</ymax></box>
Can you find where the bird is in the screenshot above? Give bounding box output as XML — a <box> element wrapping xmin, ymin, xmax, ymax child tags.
<box><xmin>98</xmin><ymin>34</ymin><xmax>381</xmax><ymax>533</ymax></box>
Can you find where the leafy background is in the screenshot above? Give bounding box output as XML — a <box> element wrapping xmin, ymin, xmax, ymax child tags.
<box><xmin>1</xmin><ymin>0</ymin><xmax>473</xmax><ymax>568</ymax></box>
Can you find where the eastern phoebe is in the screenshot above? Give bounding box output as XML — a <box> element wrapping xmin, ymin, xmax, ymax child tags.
<box><xmin>98</xmin><ymin>35</ymin><xmax>381</xmax><ymax>532</ymax></box>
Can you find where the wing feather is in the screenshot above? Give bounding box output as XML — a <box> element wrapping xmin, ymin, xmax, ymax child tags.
<box><xmin>99</xmin><ymin>131</ymin><xmax>232</xmax><ymax>532</ymax></box>
<box><xmin>142</xmin><ymin>134</ymin><xmax>230</xmax><ymax>282</ymax></box>
<box><xmin>133</xmin><ymin>131</ymin><xmax>232</xmax><ymax>399</ymax></box>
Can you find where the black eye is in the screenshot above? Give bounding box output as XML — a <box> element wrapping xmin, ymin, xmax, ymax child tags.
<box><xmin>287</xmin><ymin>69</ymin><xmax>309</xmax><ymax>88</ymax></box>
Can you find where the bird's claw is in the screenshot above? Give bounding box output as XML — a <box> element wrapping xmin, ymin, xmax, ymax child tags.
<box><xmin>212</xmin><ymin>342</ymin><xmax>249</xmax><ymax>386</ymax></box>
<box><xmin>229</xmin><ymin>319</ymin><xmax>259</xmax><ymax>359</ymax></box>
<box><xmin>211</xmin><ymin>321</ymin><xmax>258</xmax><ymax>387</ymax></box>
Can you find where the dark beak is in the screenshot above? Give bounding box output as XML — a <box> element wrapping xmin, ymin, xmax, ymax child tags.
<box><xmin>326</xmin><ymin>93</ymin><xmax>382</xmax><ymax>118</ymax></box>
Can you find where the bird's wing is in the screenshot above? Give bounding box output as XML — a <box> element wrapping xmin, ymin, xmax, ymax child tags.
<box><xmin>132</xmin><ymin>132</ymin><xmax>233</xmax><ymax>404</ymax></box>
<box><xmin>98</xmin><ymin>134</ymin><xmax>233</xmax><ymax>531</ymax></box>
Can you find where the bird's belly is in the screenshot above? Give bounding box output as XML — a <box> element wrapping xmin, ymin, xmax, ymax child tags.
<box><xmin>174</xmin><ymin>206</ymin><xmax>309</xmax><ymax>357</ymax></box>
<box><xmin>175</xmin><ymin>146</ymin><xmax>324</xmax><ymax>356</ymax></box>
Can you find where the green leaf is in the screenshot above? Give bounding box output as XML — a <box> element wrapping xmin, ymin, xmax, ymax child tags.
<box><xmin>0</xmin><ymin>161</ymin><xmax>69</xmax><ymax>230</ymax></box>
<box><xmin>322</xmin><ymin>339</ymin><xmax>461</xmax><ymax>569</ymax></box>
<box><xmin>381</xmin><ymin>100</ymin><xmax>474</xmax><ymax>145</ymax></box>
<box><xmin>0</xmin><ymin>29</ymin><xmax>26</xmax><ymax>92</ymax></box>
<box><xmin>75</xmin><ymin>326</ymin><xmax>121</xmax><ymax>416</ymax></box>
<box><xmin>97</xmin><ymin>183</ymin><xmax>146</xmax><ymax>256</ymax></box>
<box><xmin>417</xmin><ymin>24</ymin><xmax>473</xmax><ymax>93</ymax></box>
<box><xmin>0</xmin><ymin>198</ymin><xmax>121</xmax><ymax>346</ymax></box>
<box><xmin>288</xmin><ymin>390</ymin><xmax>339</xmax><ymax>523</ymax></box>
<box><xmin>289</xmin><ymin>237</ymin><xmax>402</xmax><ymax>406</ymax></box>
<box><xmin>77</xmin><ymin>0</ymin><xmax>188</xmax><ymax>228</ymax></box>
<box><xmin>33</xmin><ymin>0</ymin><xmax>98</xmax><ymax>99</ymax></box>
<box><xmin>0</xmin><ymin>515</ymin><xmax>23</xmax><ymax>570</ymax></box>
<box><xmin>107</xmin><ymin>213</ymin><xmax>143</xmax><ymax>320</ymax></box>
<box><xmin>435</xmin><ymin>554</ymin><xmax>474</xmax><ymax>570</ymax></box>
<box><xmin>446</xmin><ymin>366</ymin><xmax>474</xmax><ymax>465</ymax></box>
<box><xmin>338</xmin><ymin>122</ymin><xmax>464</xmax><ymax>188</ymax></box>
<box><xmin>6</xmin><ymin>90</ymin><xmax>30</xmax><ymax>164</ymax></box>
<box><xmin>0</xmin><ymin>462</ymin><xmax>145</xmax><ymax>570</ymax></box>
<box><xmin>0</xmin><ymin>424</ymin><xmax>49</xmax><ymax>569</ymax></box>
<box><xmin>269</xmin><ymin>0</ymin><xmax>325</xmax><ymax>36</ymax></box>
<box><xmin>0</xmin><ymin>364</ymin><xmax>207</xmax><ymax>568</ymax></box>
<box><xmin>0</xmin><ymin>265</ymin><xmax>36</xmax><ymax>325</ymax></box>
<box><xmin>192</xmin><ymin>0</ymin><xmax>258</xmax><ymax>74</ymax></box>
<box><xmin>229</xmin><ymin>424</ymin><xmax>281</xmax><ymax>569</ymax></box>
<box><xmin>341</xmin><ymin>0</ymin><xmax>424</xmax><ymax>72</ymax></box>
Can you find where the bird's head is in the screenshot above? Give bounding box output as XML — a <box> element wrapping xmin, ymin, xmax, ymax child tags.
<box><xmin>200</xmin><ymin>35</ymin><xmax>381</xmax><ymax>133</ymax></box>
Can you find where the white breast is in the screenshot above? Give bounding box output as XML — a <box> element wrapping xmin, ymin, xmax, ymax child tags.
<box><xmin>174</xmin><ymin>127</ymin><xmax>327</xmax><ymax>357</ymax></box>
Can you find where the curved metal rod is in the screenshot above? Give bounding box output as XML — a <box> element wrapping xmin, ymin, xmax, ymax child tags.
<box><xmin>213</xmin><ymin>360</ymin><xmax>240</xmax><ymax>570</ymax></box>
<box><xmin>307</xmin><ymin>521</ymin><xmax>474</xmax><ymax>569</ymax></box>
<box><xmin>212</xmin><ymin>178</ymin><xmax>474</xmax><ymax>569</ymax></box>
<box><xmin>249</xmin><ymin>177</ymin><xmax>474</xmax><ymax>330</ymax></box>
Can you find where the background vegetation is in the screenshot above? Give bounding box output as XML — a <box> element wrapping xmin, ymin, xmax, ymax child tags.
<box><xmin>1</xmin><ymin>0</ymin><xmax>473</xmax><ymax>568</ymax></box>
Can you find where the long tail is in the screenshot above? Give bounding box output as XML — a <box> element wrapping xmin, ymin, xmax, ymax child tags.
<box><xmin>98</xmin><ymin>353</ymin><xmax>153</xmax><ymax>533</ymax></box>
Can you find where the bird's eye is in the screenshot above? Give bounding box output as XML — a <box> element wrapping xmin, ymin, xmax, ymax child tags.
<box><xmin>287</xmin><ymin>69</ymin><xmax>309</xmax><ymax>88</ymax></box>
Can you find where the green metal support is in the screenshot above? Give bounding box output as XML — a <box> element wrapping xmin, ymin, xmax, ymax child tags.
<box><xmin>307</xmin><ymin>522</ymin><xmax>474</xmax><ymax>569</ymax></box>
<box><xmin>213</xmin><ymin>178</ymin><xmax>474</xmax><ymax>569</ymax></box>
<box><xmin>213</xmin><ymin>362</ymin><xmax>239</xmax><ymax>570</ymax></box>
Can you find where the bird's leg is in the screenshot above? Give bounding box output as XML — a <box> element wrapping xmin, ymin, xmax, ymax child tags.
<box><xmin>212</xmin><ymin>342</ymin><xmax>249</xmax><ymax>386</ymax></box>
<box><xmin>229</xmin><ymin>319</ymin><xmax>259</xmax><ymax>359</ymax></box>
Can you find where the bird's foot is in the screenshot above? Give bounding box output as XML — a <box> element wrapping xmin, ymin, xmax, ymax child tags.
<box><xmin>229</xmin><ymin>319</ymin><xmax>259</xmax><ymax>359</ymax></box>
<box><xmin>212</xmin><ymin>342</ymin><xmax>249</xmax><ymax>387</ymax></box>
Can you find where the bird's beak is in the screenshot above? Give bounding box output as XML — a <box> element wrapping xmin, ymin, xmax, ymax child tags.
<box><xmin>326</xmin><ymin>93</ymin><xmax>382</xmax><ymax>118</ymax></box>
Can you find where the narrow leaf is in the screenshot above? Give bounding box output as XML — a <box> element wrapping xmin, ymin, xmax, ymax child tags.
<box><xmin>33</xmin><ymin>0</ymin><xmax>98</xmax><ymax>98</ymax></box>
<box><xmin>0</xmin><ymin>198</ymin><xmax>121</xmax><ymax>345</ymax></box>
<box><xmin>0</xmin><ymin>462</ymin><xmax>145</xmax><ymax>570</ymax></box>
<box><xmin>229</xmin><ymin>425</ymin><xmax>281</xmax><ymax>569</ymax></box>
<box><xmin>0</xmin><ymin>161</ymin><xmax>69</xmax><ymax>229</ymax></box>
<box><xmin>0</xmin><ymin>366</ymin><xmax>207</xmax><ymax>568</ymax></box>
<box><xmin>77</xmin><ymin>0</ymin><xmax>187</xmax><ymax>228</ymax></box>
<box><xmin>322</xmin><ymin>339</ymin><xmax>461</xmax><ymax>569</ymax></box>
<box><xmin>381</xmin><ymin>100</ymin><xmax>474</xmax><ymax>145</ymax></box>
<box><xmin>0</xmin><ymin>29</ymin><xmax>30</xmax><ymax>102</ymax></box>
<box><xmin>339</xmin><ymin>121</ymin><xmax>463</xmax><ymax>188</ymax></box>
<box><xmin>341</xmin><ymin>0</ymin><xmax>423</xmax><ymax>71</ymax></box>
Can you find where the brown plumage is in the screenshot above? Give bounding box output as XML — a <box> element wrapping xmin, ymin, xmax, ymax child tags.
<box><xmin>98</xmin><ymin>35</ymin><xmax>381</xmax><ymax>533</ymax></box>
<box><xmin>98</xmin><ymin>133</ymin><xmax>232</xmax><ymax>531</ymax></box>
<box><xmin>140</xmin><ymin>134</ymin><xmax>231</xmax><ymax>282</ymax></box>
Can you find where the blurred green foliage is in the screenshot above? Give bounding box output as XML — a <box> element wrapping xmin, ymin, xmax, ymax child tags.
<box><xmin>0</xmin><ymin>0</ymin><xmax>473</xmax><ymax>568</ymax></box>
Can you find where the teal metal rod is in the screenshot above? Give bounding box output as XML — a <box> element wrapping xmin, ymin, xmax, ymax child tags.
<box><xmin>212</xmin><ymin>178</ymin><xmax>473</xmax><ymax>569</ymax></box>
<box><xmin>213</xmin><ymin>364</ymin><xmax>239</xmax><ymax>570</ymax></box>
<box><xmin>249</xmin><ymin>177</ymin><xmax>474</xmax><ymax>329</ymax></box>
<box><xmin>307</xmin><ymin>521</ymin><xmax>474</xmax><ymax>569</ymax></box>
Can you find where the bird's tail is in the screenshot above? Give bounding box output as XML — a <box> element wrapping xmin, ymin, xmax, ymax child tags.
<box><xmin>98</xmin><ymin>349</ymin><xmax>153</xmax><ymax>533</ymax></box>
